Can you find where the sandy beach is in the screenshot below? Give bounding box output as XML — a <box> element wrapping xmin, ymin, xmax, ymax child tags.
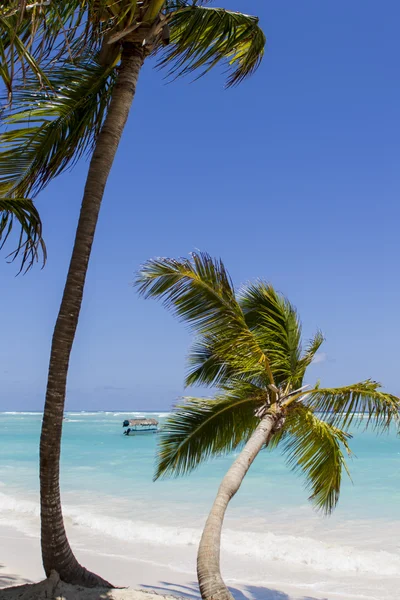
<box><xmin>0</xmin><ymin>523</ymin><xmax>321</xmax><ymax>600</ymax></box>
<box><xmin>2</xmin><ymin>520</ymin><xmax>399</xmax><ymax>600</ymax></box>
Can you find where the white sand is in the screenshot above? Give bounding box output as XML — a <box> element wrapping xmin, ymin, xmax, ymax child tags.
<box><xmin>0</xmin><ymin>525</ymin><xmax>317</xmax><ymax>600</ymax></box>
<box><xmin>0</xmin><ymin>570</ymin><xmax>180</xmax><ymax>600</ymax></box>
<box><xmin>0</xmin><ymin>522</ymin><xmax>396</xmax><ymax>600</ymax></box>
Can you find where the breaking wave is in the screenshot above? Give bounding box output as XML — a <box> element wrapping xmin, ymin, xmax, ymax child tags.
<box><xmin>0</xmin><ymin>490</ymin><xmax>399</xmax><ymax>576</ymax></box>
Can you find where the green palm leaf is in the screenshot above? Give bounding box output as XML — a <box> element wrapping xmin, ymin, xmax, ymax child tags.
<box><xmin>305</xmin><ymin>381</ymin><xmax>400</xmax><ymax>431</ymax></box>
<box><xmin>136</xmin><ymin>252</ymin><xmax>243</xmax><ymax>332</ymax></box>
<box><xmin>186</xmin><ymin>334</ymin><xmax>236</xmax><ymax>387</ymax></box>
<box><xmin>240</xmin><ymin>282</ymin><xmax>303</xmax><ymax>386</ymax></box>
<box><xmin>0</xmin><ymin>13</ymin><xmax>50</xmax><ymax>99</ymax></box>
<box><xmin>136</xmin><ymin>253</ymin><xmax>275</xmax><ymax>385</ymax></box>
<box><xmin>0</xmin><ymin>1</ymin><xmax>107</xmax><ymax>80</ymax></box>
<box><xmin>296</xmin><ymin>330</ymin><xmax>325</xmax><ymax>381</ymax></box>
<box><xmin>281</xmin><ymin>407</ymin><xmax>352</xmax><ymax>514</ymax></box>
<box><xmin>0</xmin><ymin>2</ymin><xmax>81</xmax><ymax>94</ymax></box>
<box><xmin>0</xmin><ymin>59</ymin><xmax>116</xmax><ymax>198</ymax></box>
<box><xmin>155</xmin><ymin>382</ymin><xmax>266</xmax><ymax>479</ymax></box>
<box><xmin>186</xmin><ymin>332</ymin><xmax>274</xmax><ymax>390</ymax></box>
<box><xmin>159</xmin><ymin>5</ymin><xmax>266</xmax><ymax>86</ymax></box>
<box><xmin>0</xmin><ymin>196</ymin><xmax>45</xmax><ymax>272</ymax></box>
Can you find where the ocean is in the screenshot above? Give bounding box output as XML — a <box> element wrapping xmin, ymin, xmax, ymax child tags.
<box><xmin>1</xmin><ymin>411</ymin><xmax>399</xmax><ymax>599</ymax></box>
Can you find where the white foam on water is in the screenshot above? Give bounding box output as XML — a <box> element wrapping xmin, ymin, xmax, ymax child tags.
<box><xmin>111</xmin><ymin>413</ymin><xmax>128</xmax><ymax>416</ymax></box>
<box><xmin>1</xmin><ymin>412</ymin><xmax>42</xmax><ymax>416</ymax></box>
<box><xmin>1</xmin><ymin>411</ymin><xmax>168</xmax><ymax>417</ymax></box>
<box><xmin>1</xmin><ymin>490</ymin><xmax>399</xmax><ymax>577</ymax></box>
<box><xmin>223</xmin><ymin>529</ymin><xmax>400</xmax><ymax>575</ymax></box>
<box><xmin>0</xmin><ymin>492</ymin><xmax>39</xmax><ymax>516</ymax></box>
<box><xmin>67</xmin><ymin>412</ymin><xmax>103</xmax><ymax>416</ymax></box>
<box><xmin>61</xmin><ymin>511</ymin><xmax>400</xmax><ymax>576</ymax></box>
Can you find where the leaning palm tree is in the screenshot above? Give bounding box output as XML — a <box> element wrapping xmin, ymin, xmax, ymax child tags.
<box><xmin>1</xmin><ymin>1</ymin><xmax>266</xmax><ymax>587</ymax></box>
<box><xmin>136</xmin><ymin>252</ymin><xmax>400</xmax><ymax>600</ymax></box>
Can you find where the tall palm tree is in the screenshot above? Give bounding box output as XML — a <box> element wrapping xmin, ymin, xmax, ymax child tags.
<box><xmin>136</xmin><ymin>252</ymin><xmax>400</xmax><ymax>600</ymax></box>
<box><xmin>1</xmin><ymin>1</ymin><xmax>267</xmax><ymax>587</ymax></box>
<box><xmin>0</xmin><ymin>197</ymin><xmax>45</xmax><ymax>272</ymax></box>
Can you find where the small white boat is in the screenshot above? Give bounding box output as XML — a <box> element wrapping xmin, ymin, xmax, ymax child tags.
<box><xmin>122</xmin><ymin>418</ymin><xmax>159</xmax><ymax>435</ymax></box>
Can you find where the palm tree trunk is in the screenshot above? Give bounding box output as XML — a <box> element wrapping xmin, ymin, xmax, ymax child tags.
<box><xmin>39</xmin><ymin>42</ymin><xmax>145</xmax><ymax>587</ymax></box>
<box><xmin>197</xmin><ymin>411</ymin><xmax>280</xmax><ymax>600</ymax></box>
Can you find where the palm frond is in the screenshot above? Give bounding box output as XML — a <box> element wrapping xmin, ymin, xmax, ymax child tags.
<box><xmin>305</xmin><ymin>381</ymin><xmax>400</xmax><ymax>431</ymax></box>
<box><xmin>0</xmin><ymin>59</ymin><xmax>116</xmax><ymax>198</ymax></box>
<box><xmin>0</xmin><ymin>196</ymin><xmax>45</xmax><ymax>272</ymax></box>
<box><xmin>186</xmin><ymin>334</ymin><xmax>235</xmax><ymax>387</ymax></box>
<box><xmin>0</xmin><ymin>1</ymin><xmax>123</xmax><ymax>95</ymax></box>
<box><xmin>136</xmin><ymin>253</ymin><xmax>275</xmax><ymax>385</ymax></box>
<box><xmin>136</xmin><ymin>252</ymin><xmax>242</xmax><ymax>332</ymax></box>
<box><xmin>0</xmin><ymin>13</ymin><xmax>49</xmax><ymax>98</ymax></box>
<box><xmin>295</xmin><ymin>330</ymin><xmax>325</xmax><ymax>382</ymax></box>
<box><xmin>281</xmin><ymin>407</ymin><xmax>352</xmax><ymax>514</ymax></box>
<box><xmin>159</xmin><ymin>5</ymin><xmax>266</xmax><ymax>87</ymax></box>
<box><xmin>143</xmin><ymin>0</ymin><xmax>166</xmax><ymax>22</ymax></box>
<box><xmin>186</xmin><ymin>332</ymin><xmax>271</xmax><ymax>389</ymax></box>
<box><xmin>155</xmin><ymin>382</ymin><xmax>266</xmax><ymax>479</ymax></box>
<box><xmin>240</xmin><ymin>282</ymin><xmax>302</xmax><ymax>386</ymax></box>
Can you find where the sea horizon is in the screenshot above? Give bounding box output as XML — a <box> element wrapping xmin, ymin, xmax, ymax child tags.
<box><xmin>0</xmin><ymin>410</ymin><xmax>172</xmax><ymax>414</ymax></box>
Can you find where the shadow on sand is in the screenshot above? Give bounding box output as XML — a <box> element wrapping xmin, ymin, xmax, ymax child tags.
<box><xmin>141</xmin><ymin>580</ymin><xmax>328</xmax><ymax>600</ymax></box>
<box><xmin>0</xmin><ymin>564</ymin><xmax>33</xmax><ymax>588</ymax></box>
<box><xmin>0</xmin><ymin>572</ymin><xmax>327</xmax><ymax>600</ymax></box>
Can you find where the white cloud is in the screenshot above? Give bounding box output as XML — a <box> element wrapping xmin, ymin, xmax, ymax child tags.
<box><xmin>312</xmin><ymin>352</ymin><xmax>327</xmax><ymax>365</ymax></box>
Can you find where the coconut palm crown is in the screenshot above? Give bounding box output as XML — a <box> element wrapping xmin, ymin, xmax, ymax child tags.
<box><xmin>0</xmin><ymin>0</ymin><xmax>266</xmax><ymax>200</ymax></box>
<box><xmin>137</xmin><ymin>252</ymin><xmax>400</xmax><ymax>600</ymax></box>
<box><xmin>1</xmin><ymin>1</ymin><xmax>266</xmax><ymax>91</ymax></box>
<box><xmin>0</xmin><ymin>1</ymin><xmax>265</xmax><ymax>271</ymax></box>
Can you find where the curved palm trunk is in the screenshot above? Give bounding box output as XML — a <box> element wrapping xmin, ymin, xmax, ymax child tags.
<box><xmin>39</xmin><ymin>42</ymin><xmax>145</xmax><ymax>587</ymax></box>
<box><xmin>197</xmin><ymin>412</ymin><xmax>280</xmax><ymax>600</ymax></box>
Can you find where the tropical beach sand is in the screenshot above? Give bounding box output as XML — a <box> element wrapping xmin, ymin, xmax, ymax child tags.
<box><xmin>1</xmin><ymin>521</ymin><xmax>398</xmax><ymax>600</ymax></box>
<box><xmin>0</xmin><ymin>525</ymin><xmax>313</xmax><ymax>600</ymax></box>
<box><xmin>1</xmin><ymin>571</ymin><xmax>178</xmax><ymax>600</ymax></box>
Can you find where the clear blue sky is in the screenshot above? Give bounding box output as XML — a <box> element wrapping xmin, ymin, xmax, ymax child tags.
<box><xmin>1</xmin><ymin>0</ymin><xmax>399</xmax><ymax>411</ymax></box>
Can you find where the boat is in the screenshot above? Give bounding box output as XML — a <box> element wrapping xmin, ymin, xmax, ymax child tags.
<box><xmin>122</xmin><ymin>418</ymin><xmax>159</xmax><ymax>435</ymax></box>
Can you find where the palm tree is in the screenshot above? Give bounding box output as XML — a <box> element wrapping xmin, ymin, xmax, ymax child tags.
<box><xmin>1</xmin><ymin>1</ymin><xmax>266</xmax><ymax>587</ymax></box>
<box><xmin>0</xmin><ymin>197</ymin><xmax>45</xmax><ymax>272</ymax></box>
<box><xmin>136</xmin><ymin>252</ymin><xmax>400</xmax><ymax>600</ymax></box>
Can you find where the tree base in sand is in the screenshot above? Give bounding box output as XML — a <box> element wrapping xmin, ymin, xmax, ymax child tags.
<box><xmin>1</xmin><ymin>570</ymin><xmax>179</xmax><ymax>600</ymax></box>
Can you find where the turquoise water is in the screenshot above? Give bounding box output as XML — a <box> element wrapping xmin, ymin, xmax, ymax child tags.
<box><xmin>1</xmin><ymin>411</ymin><xmax>399</xmax><ymax>520</ymax></box>
<box><xmin>1</xmin><ymin>411</ymin><xmax>400</xmax><ymax>597</ymax></box>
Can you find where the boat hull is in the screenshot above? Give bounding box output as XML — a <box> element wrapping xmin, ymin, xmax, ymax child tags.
<box><xmin>123</xmin><ymin>428</ymin><xmax>158</xmax><ymax>436</ymax></box>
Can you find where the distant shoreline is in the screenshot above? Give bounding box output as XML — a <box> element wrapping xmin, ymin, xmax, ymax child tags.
<box><xmin>0</xmin><ymin>410</ymin><xmax>171</xmax><ymax>414</ymax></box>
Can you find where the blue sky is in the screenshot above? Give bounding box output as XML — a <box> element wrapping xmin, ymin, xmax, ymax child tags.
<box><xmin>1</xmin><ymin>0</ymin><xmax>399</xmax><ymax>411</ymax></box>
